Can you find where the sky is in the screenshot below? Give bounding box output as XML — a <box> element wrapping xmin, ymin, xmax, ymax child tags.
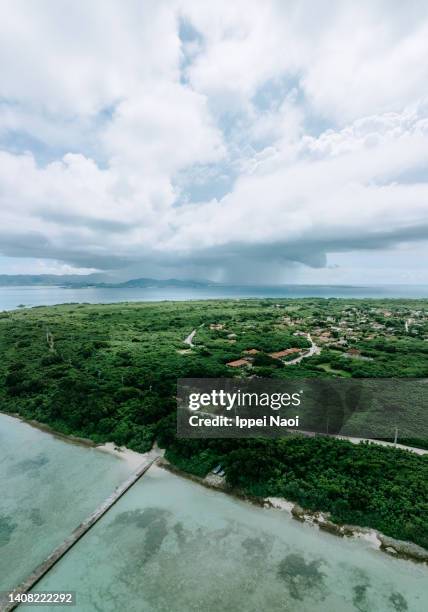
<box><xmin>0</xmin><ymin>0</ymin><xmax>428</xmax><ymax>284</ymax></box>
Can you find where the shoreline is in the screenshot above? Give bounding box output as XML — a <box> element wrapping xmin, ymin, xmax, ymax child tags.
<box><xmin>95</xmin><ymin>441</ymin><xmax>151</xmax><ymax>469</ymax></box>
<box><xmin>2</xmin><ymin>410</ymin><xmax>427</xmax><ymax>564</ymax></box>
<box><xmin>158</xmin><ymin>457</ymin><xmax>428</xmax><ymax>565</ymax></box>
<box><xmin>1</xmin><ymin>411</ymin><xmax>147</xmax><ymax>469</ymax></box>
<box><xmin>2</xmin><ymin>290</ymin><xmax>428</xmax><ymax>317</ymax></box>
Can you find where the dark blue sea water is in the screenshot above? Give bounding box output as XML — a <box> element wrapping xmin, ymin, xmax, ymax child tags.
<box><xmin>0</xmin><ymin>284</ymin><xmax>427</xmax><ymax>311</ymax></box>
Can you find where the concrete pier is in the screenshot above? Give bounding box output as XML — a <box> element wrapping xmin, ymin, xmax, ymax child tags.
<box><xmin>2</xmin><ymin>451</ymin><xmax>160</xmax><ymax>612</ymax></box>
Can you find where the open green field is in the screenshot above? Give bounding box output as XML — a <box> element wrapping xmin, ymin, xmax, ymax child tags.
<box><xmin>0</xmin><ymin>298</ymin><xmax>427</xmax><ymax>548</ymax></box>
<box><xmin>315</xmin><ymin>363</ymin><xmax>352</xmax><ymax>376</ymax></box>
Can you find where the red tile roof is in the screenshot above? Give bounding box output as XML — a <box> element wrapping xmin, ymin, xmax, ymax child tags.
<box><xmin>226</xmin><ymin>358</ymin><xmax>251</xmax><ymax>367</ymax></box>
<box><xmin>269</xmin><ymin>348</ymin><xmax>301</xmax><ymax>359</ymax></box>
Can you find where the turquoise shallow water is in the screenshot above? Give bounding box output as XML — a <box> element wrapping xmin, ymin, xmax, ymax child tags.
<box><xmin>0</xmin><ymin>413</ymin><xmax>132</xmax><ymax>591</ymax></box>
<box><xmin>1</xmin><ymin>413</ymin><xmax>427</xmax><ymax>611</ymax></box>
<box><xmin>37</xmin><ymin>469</ymin><xmax>428</xmax><ymax>612</ymax></box>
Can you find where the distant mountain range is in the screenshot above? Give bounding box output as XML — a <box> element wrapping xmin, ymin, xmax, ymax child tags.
<box><xmin>109</xmin><ymin>278</ymin><xmax>215</xmax><ymax>288</ymax></box>
<box><xmin>0</xmin><ymin>274</ymin><xmax>216</xmax><ymax>288</ymax></box>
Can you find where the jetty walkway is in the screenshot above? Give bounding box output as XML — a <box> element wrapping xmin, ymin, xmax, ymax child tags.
<box><xmin>1</xmin><ymin>448</ymin><xmax>161</xmax><ymax>612</ymax></box>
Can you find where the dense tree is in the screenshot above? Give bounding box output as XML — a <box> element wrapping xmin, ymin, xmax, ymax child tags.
<box><xmin>0</xmin><ymin>298</ymin><xmax>427</xmax><ymax>548</ymax></box>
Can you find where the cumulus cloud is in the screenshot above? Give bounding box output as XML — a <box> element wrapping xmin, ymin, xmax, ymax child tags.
<box><xmin>0</xmin><ymin>0</ymin><xmax>427</xmax><ymax>282</ymax></box>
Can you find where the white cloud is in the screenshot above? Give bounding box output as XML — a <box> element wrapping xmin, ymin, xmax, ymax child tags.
<box><xmin>0</xmin><ymin>1</ymin><xmax>427</xmax><ymax>281</ymax></box>
<box><xmin>0</xmin><ymin>0</ymin><xmax>180</xmax><ymax>115</ymax></box>
<box><xmin>300</xmin><ymin>3</ymin><xmax>428</xmax><ymax>122</ymax></box>
<box><xmin>183</xmin><ymin>0</ymin><xmax>428</xmax><ymax>122</ymax></box>
<box><xmin>103</xmin><ymin>82</ymin><xmax>225</xmax><ymax>175</ymax></box>
<box><xmin>182</xmin><ymin>0</ymin><xmax>294</xmax><ymax>103</ymax></box>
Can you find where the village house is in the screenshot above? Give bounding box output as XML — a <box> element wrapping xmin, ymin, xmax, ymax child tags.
<box><xmin>226</xmin><ymin>358</ymin><xmax>251</xmax><ymax>368</ymax></box>
<box><xmin>346</xmin><ymin>348</ymin><xmax>361</xmax><ymax>357</ymax></box>
<box><xmin>269</xmin><ymin>348</ymin><xmax>301</xmax><ymax>359</ymax></box>
<box><xmin>316</xmin><ymin>331</ymin><xmax>332</xmax><ymax>344</ymax></box>
<box><xmin>330</xmin><ymin>338</ymin><xmax>348</xmax><ymax>348</ymax></box>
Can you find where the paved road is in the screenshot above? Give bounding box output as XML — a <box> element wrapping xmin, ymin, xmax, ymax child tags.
<box><xmin>184</xmin><ymin>329</ymin><xmax>196</xmax><ymax>347</ymax></box>
<box><xmin>299</xmin><ymin>429</ymin><xmax>427</xmax><ymax>455</ymax></box>
<box><xmin>334</xmin><ymin>434</ymin><xmax>428</xmax><ymax>455</ymax></box>
<box><xmin>285</xmin><ymin>333</ymin><xmax>320</xmax><ymax>365</ymax></box>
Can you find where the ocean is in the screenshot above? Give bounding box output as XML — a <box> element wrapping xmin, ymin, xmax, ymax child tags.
<box><xmin>1</xmin><ymin>284</ymin><xmax>427</xmax><ymax>312</ymax></box>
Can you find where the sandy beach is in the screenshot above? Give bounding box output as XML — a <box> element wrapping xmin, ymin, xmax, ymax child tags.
<box><xmin>96</xmin><ymin>441</ymin><xmax>161</xmax><ymax>469</ymax></box>
<box><xmin>1</xmin><ymin>411</ymin><xmax>158</xmax><ymax>471</ymax></box>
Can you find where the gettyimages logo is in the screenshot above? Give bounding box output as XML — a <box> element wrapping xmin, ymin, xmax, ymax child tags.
<box><xmin>187</xmin><ymin>388</ymin><xmax>302</xmax><ymax>411</ymax></box>
<box><xmin>185</xmin><ymin>387</ymin><xmax>301</xmax><ymax>432</ymax></box>
<box><xmin>177</xmin><ymin>377</ymin><xmax>428</xmax><ymax>440</ymax></box>
<box><xmin>177</xmin><ymin>378</ymin><xmax>305</xmax><ymax>438</ymax></box>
